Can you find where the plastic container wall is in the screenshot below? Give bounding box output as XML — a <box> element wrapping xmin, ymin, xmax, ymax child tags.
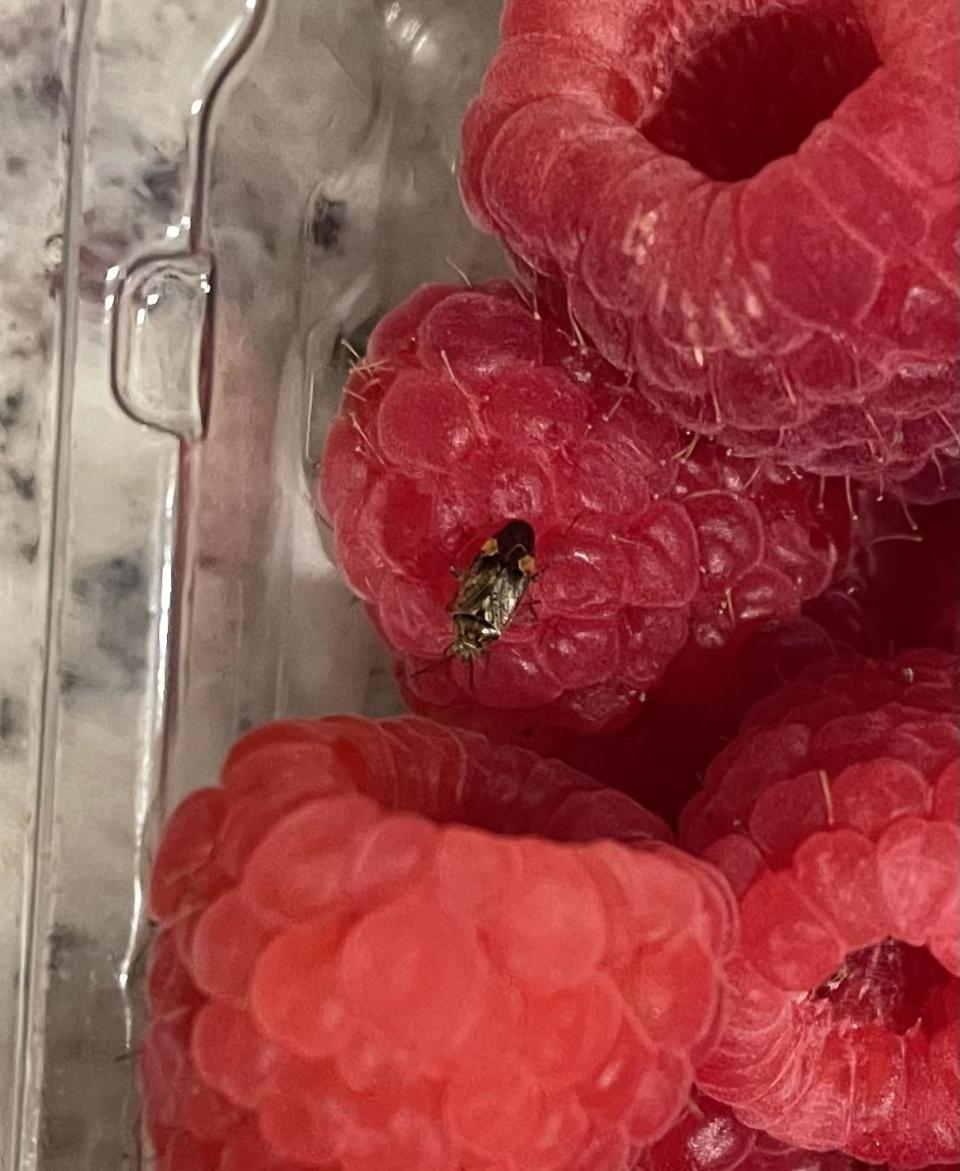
<box><xmin>7</xmin><ymin>1</ymin><xmax>505</xmax><ymax>1167</ymax></box>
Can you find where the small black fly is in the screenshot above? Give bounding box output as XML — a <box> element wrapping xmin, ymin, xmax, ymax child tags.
<box><xmin>449</xmin><ymin>519</ymin><xmax>537</xmax><ymax>662</ymax></box>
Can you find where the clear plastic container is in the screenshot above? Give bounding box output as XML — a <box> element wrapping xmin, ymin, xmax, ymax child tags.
<box><xmin>5</xmin><ymin>2</ymin><xmax>506</xmax><ymax>1165</ymax></box>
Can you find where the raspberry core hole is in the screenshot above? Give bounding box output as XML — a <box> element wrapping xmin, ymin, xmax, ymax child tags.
<box><xmin>810</xmin><ymin>937</ymin><xmax>955</xmax><ymax>1034</ymax></box>
<box><xmin>641</xmin><ymin>0</ymin><xmax>880</xmax><ymax>182</ymax></box>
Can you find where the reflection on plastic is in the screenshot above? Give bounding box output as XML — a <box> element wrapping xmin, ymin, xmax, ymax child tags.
<box><xmin>112</xmin><ymin>255</ymin><xmax>213</xmax><ymax>439</ymax></box>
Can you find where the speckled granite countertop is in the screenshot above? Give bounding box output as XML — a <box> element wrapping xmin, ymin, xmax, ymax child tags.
<box><xmin>1</xmin><ymin>5</ymin><xmax>71</xmax><ymax>1158</ymax></box>
<box><xmin>0</xmin><ymin>3</ymin><xmax>69</xmax><ymax>823</ymax></box>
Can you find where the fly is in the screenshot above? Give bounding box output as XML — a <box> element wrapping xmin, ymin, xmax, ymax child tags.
<box><xmin>449</xmin><ymin>519</ymin><xmax>537</xmax><ymax>662</ymax></box>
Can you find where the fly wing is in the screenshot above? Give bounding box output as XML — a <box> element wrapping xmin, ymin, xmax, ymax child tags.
<box><xmin>483</xmin><ymin>565</ymin><xmax>529</xmax><ymax>631</ymax></box>
<box><xmin>450</xmin><ymin>557</ymin><xmax>500</xmax><ymax>616</ymax></box>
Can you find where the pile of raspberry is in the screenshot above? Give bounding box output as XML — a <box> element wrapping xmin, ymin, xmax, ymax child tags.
<box><xmin>143</xmin><ymin>0</ymin><xmax>960</xmax><ymax>1167</ymax></box>
<box><xmin>145</xmin><ymin>656</ymin><xmax>959</xmax><ymax>1170</ymax></box>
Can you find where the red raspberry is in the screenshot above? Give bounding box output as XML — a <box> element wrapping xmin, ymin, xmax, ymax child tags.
<box><xmin>144</xmin><ymin>716</ymin><xmax>735</xmax><ymax>1171</ymax></box>
<box><xmin>460</xmin><ymin>0</ymin><xmax>959</xmax><ymax>493</ymax></box>
<box><xmin>317</xmin><ymin>281</ymin><xmax>855</xmax><ymax>733</ymax></box>
<box><xmin>679</xmin><ymin>650</ymin><xmax>960</xmax><ymax>1167</ymax></box>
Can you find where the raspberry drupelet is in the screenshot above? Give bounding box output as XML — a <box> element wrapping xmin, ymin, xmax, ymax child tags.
<box><xmin>144</xmin><ymin>716</ymin><xmax>736</xmax><ymax>1171</ymax></box>
<box><xmin>635</xmin><ymin>1089</ymin><xmax>861</xmax><ymax>1171</ymax></box>
<box><xmin>680</xmin><ymin>649</ymin><xmax>959</xmax><ymax>1167</ymax></box>
<box><xmin>318</xmin><ymin>280</ymin><xmax>856</xmax><ymax>734</ymax></box>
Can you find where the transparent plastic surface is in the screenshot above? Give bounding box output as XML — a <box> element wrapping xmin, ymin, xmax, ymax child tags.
<box><xmin>1</xmin><ymin>3</ymin><xmax>75</xmax><ymax>1168</ymax></box>
<box><xmin>9</xmin><ymin>1</ymin><xmax>506</xmax><ymax>1166</ymax></box>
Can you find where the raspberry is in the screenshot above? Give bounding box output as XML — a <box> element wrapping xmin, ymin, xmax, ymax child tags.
<box><xmin>460</xmin><ymin>0</ymin><xmax>959</xmax><ymax>492</ymax></box>
<box><xmin>144</xmin><ymin>716</ymin><xmax>734</xmax><ymax>1171</ymax></box>
<box><xmin>318</xmin><ymin>281</ymin><xmax>855</xmax><ymax>733</ymax></box>
<box><xmin>679</xmin><ymin>650</ymin><xmax>959</xmax><ymax>1166</ymax></box>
